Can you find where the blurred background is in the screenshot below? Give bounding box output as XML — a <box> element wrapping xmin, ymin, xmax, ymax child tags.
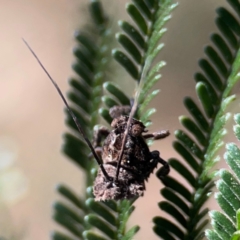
<box><xmin>0</xmin><ymin>0</ymin><xmax>229</xmax><ymax>239</ymax></box>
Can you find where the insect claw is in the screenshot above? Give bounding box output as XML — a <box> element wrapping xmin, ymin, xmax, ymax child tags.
<box><xmin>151</xmin><ymin>150</ymin><xmax>160</xmax><ymax>158</ymax></box>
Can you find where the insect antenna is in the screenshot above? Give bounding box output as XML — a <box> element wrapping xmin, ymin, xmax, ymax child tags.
<box><xmin>22</xmin><ymin>39</ymin><xmax>112</xmax><ymax>181</ymax></box>
<box><xmin>115</xmin><ymin>59</ymin><xmax>152</xmax><ymax>181</ymax></box>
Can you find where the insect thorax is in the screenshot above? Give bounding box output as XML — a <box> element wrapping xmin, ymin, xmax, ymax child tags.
<box><xmin>102</xmin><ymin>116</ymin><xmax>153</xmax><ymax>177</ymax></box>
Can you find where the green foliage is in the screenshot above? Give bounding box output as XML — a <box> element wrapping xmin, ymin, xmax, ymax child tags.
<box><xmin>153</xmin><ymin>1</ymin><xmax>240</xmax><ymax>239</ymax></box>
<box><xmin>83</xmin><ymin>199</ymin><xmax>139</xmax><ymax>240</ymax></box>
<box><xmin>52</xmin><ymin>0</ymin><xmax>176</xmax><ymax>240</ymax></box>
<box><xmin>51</xmin><ymin>0</ymin><xmax>240</xmax><ymax>240</ymax></box>
<box><xmin>52</xmin><ymin>1</ymin><xmax>113</xmax><ymax>239</ymax></box>
<box><xmin>103</xmin><ymin>0</ymin><xmax>177</xmax><ymax>126</ymax></box>
<box><xmin>85</xmin><ymin>1</ymin><xmax>177</xmax><ymax>240</ymax></box>
<box><xmin>206</xmin><ymin>114</ymin><xmax>240</xmax><ymax>239</ymax></box>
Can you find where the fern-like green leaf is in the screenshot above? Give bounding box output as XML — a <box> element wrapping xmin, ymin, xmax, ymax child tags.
<box><xmin>110</xmin><ymin>0</ymin><xmax>177</xmax><ymax>125</ymax></box>
<box><xmin>52</xmin><ymin>1</ymin><xmax>115</xmax><ymax>238</ymax></box>
<box><xmin>81</xmin><ymin>1</ymin><xmax>177</xmax><ymax>240</ymax></box>
<box><xmin>154</xmin><ymin>1</ymin><xmax>240</xmax><ymax>239</ymax></box>
<box><xmin>84</xmin><ymin>198</ymin><xmax>138</xmax><ymax>240</ymax></box>
<box><xmin>52</xmin><ymin>231</ymin><xmax>77</xmax><ymax>240</ymax></box>
<box><xmin>207</xmin><ymin>111</ymin><xmax>240</xmax><ymax>239</ymax></box>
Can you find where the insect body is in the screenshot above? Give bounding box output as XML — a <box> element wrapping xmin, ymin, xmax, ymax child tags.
<box><xmin>23</xmin><ymin>40</ymin><xmax>170</xmax><ymax>201</ymax></box>
<box><xmin>93</xmin><ymin>115</ymin><xmax>170</xmax><ymax>201</ymax></box>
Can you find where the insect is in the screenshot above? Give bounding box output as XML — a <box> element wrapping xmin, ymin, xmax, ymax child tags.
<box><xmin>23</xmin><ymin>39</ymin><xmax>170</xmax><ymax>201</ymax></box>
<box><xmin>93</xmin><ymin>113</ymin><xmax>170</xmax><ymax>201</ymax></box>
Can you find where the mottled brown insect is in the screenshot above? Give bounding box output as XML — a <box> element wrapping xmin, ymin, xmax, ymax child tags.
<box><xmin>23</xmin><ymin>40</ymin><xmax>170</xmax><ymax>201</ymax></box>
<box><xmin>93</xmin><ymin>112</ymin><xmax>170</xmax><ymax>201</ymax></box>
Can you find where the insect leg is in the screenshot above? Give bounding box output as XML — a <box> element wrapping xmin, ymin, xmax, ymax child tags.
<box><xmin>23</xmin><ymin>39</ymin><xmax>113</xmax><ymax>182</ymax></box>
<box><xmin>88</xmin><ymin>125</ymin><xmax>109</xmax><ymax>159</ymax></box>
<box><xmin>143</xmin><ymin>130</ymin><xmax>170</xmax><ymax>140</ymax></box>
<box><xmin>93</xmin><ymin>125</ymin><xmax>110</xmax><ymax>148</ymax></box>
<box><xmin>151</xmin><ymin>150</ymin><xmax>170</xmax><ymax>179</ymax></box>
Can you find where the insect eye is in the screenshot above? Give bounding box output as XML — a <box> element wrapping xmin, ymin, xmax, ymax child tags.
<box><xmin>131</xmin><ymin>124</ymin><xmax>143</xmax><ymax>137</ymax></box>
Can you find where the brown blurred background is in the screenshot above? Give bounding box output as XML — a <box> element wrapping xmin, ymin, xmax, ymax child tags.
<box><xmin>0</xmin><ymin>0</ymin><xmax>229</xmax><ymax>239</ymax></box>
